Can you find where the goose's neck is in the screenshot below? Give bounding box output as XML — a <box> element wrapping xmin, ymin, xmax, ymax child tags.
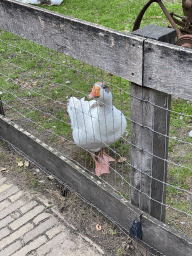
<box><xmin>97</xmin><ymin>93</ymin><xmax>113</xmax><ymax>108</ymax></box>
<box><xmin>97</xmin><ymin>99</ymin><xmax>112</xmax><ymax>112</ymax></box>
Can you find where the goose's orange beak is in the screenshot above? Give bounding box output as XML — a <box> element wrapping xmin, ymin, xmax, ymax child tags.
<box><xmin>88</xmin><ymin>86</ymin><xmax>100</xmax><ymax>98</ymax></box>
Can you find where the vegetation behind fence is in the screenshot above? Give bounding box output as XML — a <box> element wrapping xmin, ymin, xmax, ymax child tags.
<box><xmin>1</xmin><ymin>1</ymin><xmax>192</xmax><ymax>255</ymax></box>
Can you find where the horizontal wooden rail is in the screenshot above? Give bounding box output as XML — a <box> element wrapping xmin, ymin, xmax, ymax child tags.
<box><xmin>1</xmin><ymin>1</ymin><xmax>192</xmax><ymax>100</ymax></box>
<box><xmin>0</xmin><ymin>115</ymin><xmax>192</xmax><ymax>256</ymax></box>
<box><xmin>0</xmin><ymin>0</ymin><xmax>143</xmax><ymax>85</ymax></box>
<box><xmin>143</xmin><ymin>39</ymin><xmax>192</xmax><ymax>101</ymax></box>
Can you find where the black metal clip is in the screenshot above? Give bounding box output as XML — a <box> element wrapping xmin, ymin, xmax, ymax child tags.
<box><xmin>129</xmin><ymin>214</ymin><xmax>143</xmax><ymax>240</ymax></box>
<box><xmin>0</xmin><ymin>92</ymin><xmax>5</xmax><ymax>116</ymax></box>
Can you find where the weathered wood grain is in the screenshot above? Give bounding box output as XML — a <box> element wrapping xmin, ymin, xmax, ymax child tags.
<box><xmin>0</xmin><ymin>0</ymin><xmax>143</xmax><ymax>85</ymax></box>
<box><xmin>131</xmin><ymin>25</ymin><xmax>173</xmax><ymax>222</ymax></box>
<box><xmin>0</xmin><ymin>114</ymin><xmax>192</xmax><ymax>256</ymax></box>
<box><xmin>130</xmin><ymin>84</ymin><xmax>171</xmax><ymax>222</ymax></box>
<box><xmin>143</xmin><ymin>39</ymin><xmax>192</xmax><ymax>101</ymax></box>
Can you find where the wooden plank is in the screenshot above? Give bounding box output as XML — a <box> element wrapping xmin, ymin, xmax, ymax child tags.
<box><xmin>130</xmin><ymin>83</ymin><xmax>171</xmax><ymax>222</ymax></box>
<box><xmin>143</xmin><ymin>38</ymin><xmax>192</xmax><ymax>101</ymax></box>
<box><xmin>130</xmin><ymin>25</ymin><xmax>173</xmax><ymax>222</ymax></box>
<box><xmin>0</xmin><ymin>0</ymin><xmax>143</xmax><ymax>85</ymax></box>
<box><xmin>0</xmin><ymin>115</ymin><xmax>192</xmax><ymax>256</ymax></box>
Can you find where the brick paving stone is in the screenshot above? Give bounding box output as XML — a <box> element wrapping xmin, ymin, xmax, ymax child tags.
<box><xmin>9</xmin><ymin>205</ymin><xmax>45</xmax><ymax>230</ymax></box>
<box><xmin>0</xmin><ymin>227</ymin><xmax>10</xmax><ymax>240</ymax></box>
<box><xmin>0</xmin><ymin>240</ymin><xmax>22</xmax><ymax>256</ymax></box>
<box><xmin>46</xmin><ymin>226</ymin><xmax>65</xmax><ymax>239</ymax></box>
<box><xmin>47</xmin><ymin>239</ymin><xmax>75</xmax><ymax>256</ymax></box>
<box><xmin>33</xmin><ymin>212</ymin><xmax>51</xmax><ymax>225</ymax></box>
<box><xmin>0</xmin><ymin>177</ymin><xmax>6</xmax><ymax>185</ymax></box>
<box><xmin>9</xmin><ymin>191</ymin><xmax>23</xmax><ymax>202</ymax></box>
<box><xmin>36</xmin><ymin>232</ymin><xmax>68</xmax><ymax>255</ymax></box>
<box><xmin>10</xmin><ymin>211</ymin><xmax>21</xmax><ymax>219</ymax></box>
<box><xmin>0</xmin><ymin>184</ymin><xmax>12</xmax><ymax>193</ymax></box>
<box><xmin>59</xmin><ymin>238</ymin><xmax>75</xmax><ymax>250</ymax></box>
<box><xmin>0</xmin><ymin>223</ymin><xmax>33</xmax><ymax>250</ymax></box>
<box><xmin>0</xmin><ymin>174</ymin><xmax>105</xmax><ymax>256</ymax></box>
<box><xmin>23</xmin><ymin>216</ymin><xmax>57</xmax><ymax>243</ymax></box>
<box><xmin>59</xmin><ymin>248</ymin><xmax>102</xmax><ymax>256</ymax></box>
<box><xmin>0</xmin><ymin>215</ymin><xmax>14</xmax><ymax>229</ymax></box>
<box><xmin>0</xmin><ymin>200</ymin><xmax>23</xmax><ymax>220</ymax></box>
<box><xmin>12</xmin><ymin>235</ymin><xmax>47</xmax><ymax>256</ymax></box>
<box><xmin>0</xmin><ymin>199</ymin><xmax>11</xmax><ymax>211</ymax></box>
<box><xmin>20</xmin><ymin>200</ymin><xmax>37</xmax><ymax>214</ymax></box>
<box><xmin>0</xmin><ymin>186</ymin><xmax>19</xmax><ymax>202</ymax></box>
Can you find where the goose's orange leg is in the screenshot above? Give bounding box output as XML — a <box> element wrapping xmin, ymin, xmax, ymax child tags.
<box><xmin>91</xmin><ymin>148</ymin><xmax>115</xmax><ymax>176</ymax></box>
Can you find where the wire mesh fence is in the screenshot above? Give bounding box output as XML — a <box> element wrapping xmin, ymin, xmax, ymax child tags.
<box><xmin>1</xmin><ymin>27</ymin><xmax>192</xmax><ymax>239</ymax></box>
<box><xmin>0</xmin><ymin>28</ymin><xmax>131</xmax><ymax>195</ymax></box>
<box><xmin>0</xmin><ymin>1</ymin><xmax>192</xmax><ymax>254</ymax></box>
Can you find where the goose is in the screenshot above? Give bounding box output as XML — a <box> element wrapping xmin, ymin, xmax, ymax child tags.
<box><xmin>67</xmin><ymin>82</ymin><xmax>127</xmax><ymax>176</ymax></box>
<box><xmin>14</xmin><ymin>0</ymin><xmax>63</xmax><ymax>5</ymax></box>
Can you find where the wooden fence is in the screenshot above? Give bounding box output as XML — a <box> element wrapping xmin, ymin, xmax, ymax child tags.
<box><xmin>0</xmin><ymin>1</ymin><xmax>192</xmax><ymax>255</ymax></box>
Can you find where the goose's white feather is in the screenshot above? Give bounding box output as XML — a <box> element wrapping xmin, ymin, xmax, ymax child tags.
<box><xmin>67</xmin><ymin>83</ymin><xmax>127</xmax><ymax>152</ymax></box>
<box><xmin>14</xmin><ymin>0</ymin><xmax>63</xmax><ymax>5</ymax></box>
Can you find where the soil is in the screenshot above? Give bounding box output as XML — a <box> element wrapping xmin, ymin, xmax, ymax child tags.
<box><xmin>0</xmin><ymin>139</ymin><xmax>148</xmax><ymax>256</ymax></box>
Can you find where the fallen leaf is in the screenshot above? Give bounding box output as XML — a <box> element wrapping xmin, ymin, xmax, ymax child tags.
<box><xmin>117</xmin><ymin>157</ymin><xmax>127</xmax><ymax>163</ymax></box>
<box><xmin>96</xmin><ymin>224</ymin><xmax>102</xmax><ymax>230</ymax></box>
<box><xmin>48</xmin><ymin>175</ymin><xmax>54</xmax><ymax>180</ymax></box>
<box><xmin>18</xmin><ymin>161</ymin><xmax>24</xmax><ymax>167</ymax></box>
<box><xmin>0</xmin><ymin>167</ymin><xmax>6</xmax><ymax>171</ymax></box>
<box><xmin>24</xmin><ymin>161</ymin><xmax>29</xmax><ymax>167</ymax></box>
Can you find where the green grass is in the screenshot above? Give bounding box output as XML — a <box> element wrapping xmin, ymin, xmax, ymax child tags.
<box><xmin>37</xmin><ymin>0</ymin><xmax>183</xmax><ymax>32</ymax></box>
<box><xmin>0</xmin><ymin>0</ymin><xmax>192</xmax><ymax>236</ymax></box>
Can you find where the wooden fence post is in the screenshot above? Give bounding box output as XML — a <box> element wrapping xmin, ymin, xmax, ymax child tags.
<box><xmin>0</xmin><ymin>92</ymin><xmax>4</xmax><ymax>116</ymax></box>
<box><xmin>130</xmin><ymin>25</ymin><xmax>176</xmax><ymax>222</ymax></box>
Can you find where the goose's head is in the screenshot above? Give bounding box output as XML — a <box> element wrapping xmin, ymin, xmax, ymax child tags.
<box><xmin>88</xmin><ymin>82</ymin><xmax>112</xmax><ymax>106</ymax></box>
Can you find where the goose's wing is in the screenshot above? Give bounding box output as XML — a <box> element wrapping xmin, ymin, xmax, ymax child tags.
<box><xmin>67</xmin><ymin>97</ymin><xmax>96</xmax><ymax>129</ymax></box>
<box><xmin>97</xmin><ymin>107</ymin><xmax>127</xmax><ymax>146</ymax></box>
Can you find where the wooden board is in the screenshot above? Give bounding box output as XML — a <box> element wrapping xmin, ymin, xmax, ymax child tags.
<box><xmin>130</xmin><ymin>83</ymin><xmax>171</xmax><ymax>222</ymax></box>
<box><xmin>0</xmin><ymin>0</ymin><xmax>143</xmax><ymax>85</ymax></box>
<box><xmin>0</xmin><ymin>114</ymin><xmax>192</xmax><ymax>256</ymax></box>
<box><xmin>131</xmin><ymin>25</ymin><xmax>173</xmax><ymax>223</ymax></box>
<box><xmin>143</xmin><ymin>39</ymin><xmax>192</xmax><ymax>101</ymax></box>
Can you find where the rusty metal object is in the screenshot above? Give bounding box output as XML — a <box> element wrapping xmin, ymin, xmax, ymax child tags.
<box><xmin>176</xmin><ymin>34</ymin><xmax>192</xmax><ymax>48</ymax></box>
<box><xmin>133</xmin><ymin>0</ymin><xmax>192</xmax><ymax>48</ymax></box>
<box><xmin>133</xmin><ymin>0</ymin><xmax>181</xmax><ymax>38</ymax></box>
<box><xmin>170</xmin><ymin>0</ymin><xmax>192</xmax><ymax>35</ymax></box>
<box><xmin>183</xmin><ymin>0</ymin><xmax>192</xmax><ymax>16</ymax></box>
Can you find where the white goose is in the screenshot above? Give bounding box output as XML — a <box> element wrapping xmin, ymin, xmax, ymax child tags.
<box><xmin>67</xmin><ymin>82</ymin><xmax>127</xmax><ymax>176</ymax></box>
<box><xmin>14</xmin><ymin>0</ymin><xmax>63</xmax><ymax>5</ymax></box>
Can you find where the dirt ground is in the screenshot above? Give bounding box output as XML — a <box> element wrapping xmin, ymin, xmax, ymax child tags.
<box><xmin>0</xmin><ymin>139</ymin><xmax>149</xmax><ymax>256</ymax></box>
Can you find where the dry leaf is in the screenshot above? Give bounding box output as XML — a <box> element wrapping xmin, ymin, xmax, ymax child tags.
<box><xmin>96</xmin><ymin>224</ymin><xmax>102</xmax><ymax>230</ymax></box>
<box><xmin>48</xmin><ymin>175</ymin><xmax>54</xmax><ymax>180</ymax></box>
<box><xmin>0</xmin><ymin>167</ymin><xmax>6</xmax><ymax>171</ymax></box>
<box><xmin>24</xmin><ymin>161</ymin><xmax>29</xmax><ymax>167</ymax></box>
<box><xmin>18</xmin><ymin>161</ymin><xmax>24</xmax><ymax>167</ymax></box>
<box><xmin>117</xmin><ymin>157</ymin><xmax>127</xmax><ymax>163</ymax></box>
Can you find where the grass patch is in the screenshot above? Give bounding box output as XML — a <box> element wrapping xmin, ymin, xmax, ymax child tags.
<box><xmin>1</xmin><ymin>0</ymin><xmax>192</xmax><ymax>237</ymax></box>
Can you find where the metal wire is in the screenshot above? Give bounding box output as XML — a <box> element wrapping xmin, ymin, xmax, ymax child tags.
<box><xmin>0</xmin><ymin>24</ymin><xmax>192</xmax><ymax>255</ymax></box>
<box><xmin>0</xmin><ymin>135</ymin><xmax>164</xmax><ymax>256</ymax></box>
